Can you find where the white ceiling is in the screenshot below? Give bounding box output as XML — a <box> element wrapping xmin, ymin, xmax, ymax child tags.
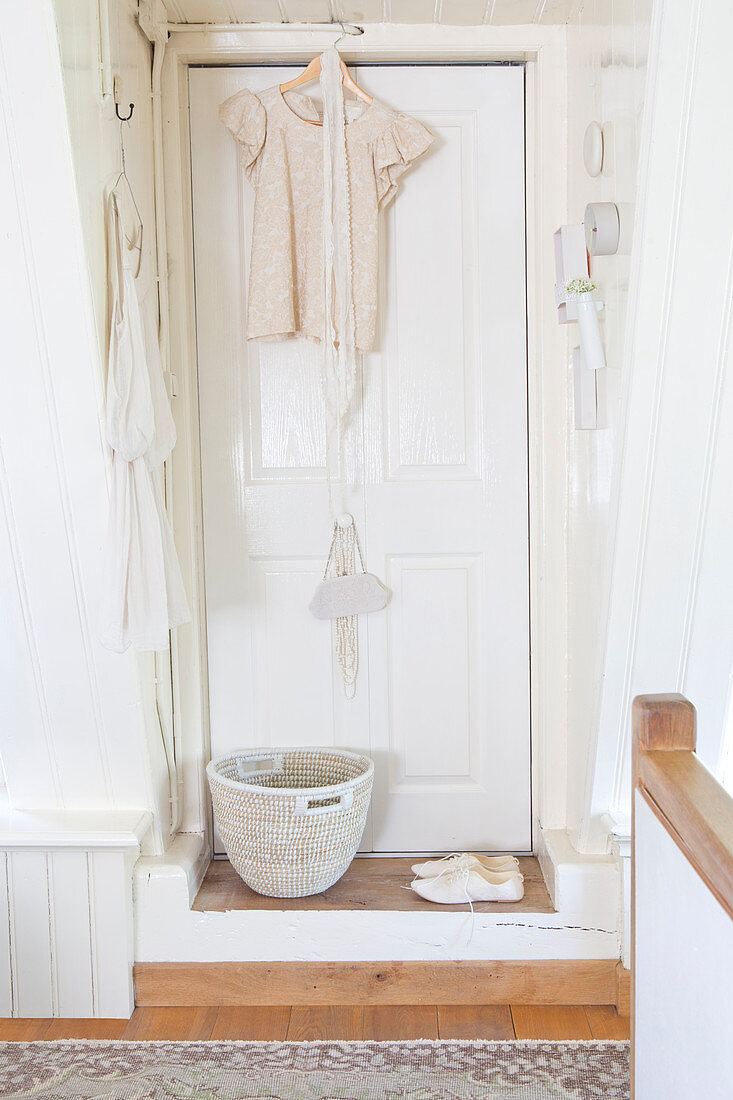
<box><xmin>164</xmin><ymin>0</ymin><xmax>581</xmax><ymax>27</ymax></box>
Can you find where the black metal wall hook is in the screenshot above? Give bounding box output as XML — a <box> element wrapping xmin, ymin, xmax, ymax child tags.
<box><xmin>115</xmin><ymin>101</ymin><xmax>134</xmax><ymax>122</ymax></box>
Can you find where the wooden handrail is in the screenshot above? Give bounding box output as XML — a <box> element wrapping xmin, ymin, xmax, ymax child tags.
<box><xmin>633</xmin><ymin>694</ymin><xmax>733</xmax><ymax>921</ymax></box>
<box><xmin>632</xmin><ymin>694</ymin><xmax>733</xmax><ymax>1096</ymax></box>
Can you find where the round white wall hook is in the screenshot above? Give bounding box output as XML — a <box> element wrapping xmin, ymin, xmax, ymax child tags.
<box><xmin>583</xmin><ymin>121</ymin><xmax>604</xmax><ymax>177</ymax></box>
<box><xmin>337</xmin><ymin>512</ymin><xmax>355</xmax><ymax>528</ymax></box>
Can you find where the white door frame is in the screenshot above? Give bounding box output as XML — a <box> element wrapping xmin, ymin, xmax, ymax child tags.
<box><xmin>190</xmin><ymin>61</ymin><xmax>530</xmax><ymax>854</ymax></box>
<box><xmin>157</xmin><ymin>23</ymin><xmax>569</xmax><ymax>851</ymax></box>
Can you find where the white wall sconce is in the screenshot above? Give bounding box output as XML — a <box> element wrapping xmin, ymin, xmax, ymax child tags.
<box><xmin>584</xmin><ymin>202</ymin><xmax>620</xmax><ymax>256</ymax></box>
<box><xmin>554</xmin><ymin>226</ymin><xmax>605</xmax><ymax>428</ymax></box>
<box><xmin>554</xmin><ymin>226</ymin><xmax>606</xmax><ymax>376</ymax></box>
<box><xmin>567</xmin><ymin>278</ymin><xmax>605</xmax><ymax>372</ymax></box>
<box><xmin>554</xmin><ymin>215</ymin><xmax>601</xmax><ymax>426</ymax></box>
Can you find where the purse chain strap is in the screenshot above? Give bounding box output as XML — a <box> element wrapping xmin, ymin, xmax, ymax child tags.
<box><xmin>323</xmin><ymin>515</ymin><xmax>366</xmax><ymax>580</ymax></box>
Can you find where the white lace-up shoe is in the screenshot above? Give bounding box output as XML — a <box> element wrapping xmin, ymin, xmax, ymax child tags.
<box><xmin>411</xmin><ymin>852</ymin><xmax>519</xmax><ymax>879</ymax></box>
<box><xmin>410</xmin><ymin>859</ymin><xmax>525</xmax><ymax>905</ymax></box>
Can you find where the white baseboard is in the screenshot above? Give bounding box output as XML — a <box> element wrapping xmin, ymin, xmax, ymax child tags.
<box><xmin>536</xmin><ymin>827</ymin><xmax>622</xmax><ymax>929</ymax></box>
<box><xmin>134</xmin><ymin>830</ymin><xmax>622</xmax><ymax>964</ymax></box>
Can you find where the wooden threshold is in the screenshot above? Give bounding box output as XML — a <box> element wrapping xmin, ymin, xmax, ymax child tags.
<box><xmin>193</xmin><ymin>856</ymin><xmax>553</xmax><ymax>914</ymax></box>
<box><xmin>134</xmin><ymin>959</ymin><xmax>623</xmax><ymax>1009</ymax></box>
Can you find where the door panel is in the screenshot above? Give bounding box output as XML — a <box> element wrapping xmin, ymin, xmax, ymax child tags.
<box><xmin>358</xmin><ymin>66</ymin><xmax>529</xmax><ymax>851</ymax></box>
<box><xmin>189</xmin><ymin>64</ymin><xmax>530</xmax><ymax>854</ymax></box>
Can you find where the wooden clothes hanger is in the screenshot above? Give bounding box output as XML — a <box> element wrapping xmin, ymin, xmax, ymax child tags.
<box><xmin>279</xmin><ymin>39</ymin><xmax>372</xmax><ymax>127</ymax></box>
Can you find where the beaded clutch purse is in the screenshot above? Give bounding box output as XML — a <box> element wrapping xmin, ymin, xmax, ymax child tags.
<box><xmin>310</xmin><ymin>571</ymin><xmax>389</xmax><ymax>620</ymax></box>
<box><xmin>309</xmin><ymin>515</ymin><xmax>390</xmax><ymax>621</ymax></box>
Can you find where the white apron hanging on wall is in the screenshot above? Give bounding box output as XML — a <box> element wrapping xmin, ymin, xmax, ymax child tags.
<box><xmin>99</xmin><ymin>187</ymin><xmax>190</xmax><ymax>652</ymax></box>
<box><xmin>219</xmin><ymin>48</ymin><xmax>432</xmax><ymax>692</ymax></box>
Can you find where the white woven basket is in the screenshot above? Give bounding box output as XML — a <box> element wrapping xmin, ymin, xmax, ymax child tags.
<box><xmin>206</xmin><ymin>747</ymin><xmax>374</xmax><ymax>898</ymax></box>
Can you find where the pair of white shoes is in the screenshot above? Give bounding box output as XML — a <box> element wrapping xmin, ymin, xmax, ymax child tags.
<box><xmin>409</xmin><ymin>852</ymin><xmax>524</xmax><ymax>904</ymax></box>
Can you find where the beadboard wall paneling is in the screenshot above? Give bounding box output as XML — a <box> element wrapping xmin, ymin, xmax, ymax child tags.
<box><xmin>8</xmin><ymin>852</ymin><xmax>55</xmax><ymax>1018</ymax></box>
<box><xmin>0</xmin><ymin>811</ymin><xmax>149</xmax><ymax>1018</ymax></box>
<box><xmin>54</xmin><ymin>0</ymin><xmax>183</xmax><ymax>838</ymax></box>
<box><xmin>165</xmin><ymin>0</ymin><xmax>579</xmax><ymax>24</ymax></box>
<box><xmin>581</xmin><ymin>0</ymin><xmax>733</xmax><ymax>853</ymax></box>
<box><xmin>0</xmin><ymin>0</ymin><xmax>172</xmax><ymax>845</ymax></box>
<box><xmin>563</xmin><ymin>0</ymin><xmax>653</xmax><ymax>851</ymax></box>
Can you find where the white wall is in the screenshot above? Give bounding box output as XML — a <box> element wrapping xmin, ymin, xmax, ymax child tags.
<box><xmin>635</xmin><ymin>794</ymin><xmax>733</xmax><ymax>1099</ymax></box>
<box><xmin>3</xmin><ymin>0</ymin><xmax>681</xmax><ymax>877</ymax></box>
<box><xmin>581</xmin><ymin>0</ymin><xmax>733</xmax><ymax>849</ymax></box>
<box><xmin>0</xmin><ymin>0</ymin><xmax>170</xmax><ymax>849</ymax></box>
<box><xmin>564</xmin><ymin>0</ymin><xmax>652</xmax><ymax>848</ymax></box>
<box><xmin>53</xmin><ymin>0</ymin><xmax>179</xmax><ymax>833</ymax></box>
<box><xmin>0</xmin><ymin>0</ymin><xmax>176</xmax><ymax>1016</ymax></box>
<box><xmin>54</xmin><ymin>0</ymin><xmax>156</xmax><ymax>360</ymax></box>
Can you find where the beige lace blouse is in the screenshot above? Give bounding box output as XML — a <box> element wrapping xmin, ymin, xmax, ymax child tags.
<box><xmin>219</xmin><ymin>85</ymin><xmax>433</xmax><ymax>353</ymax></box>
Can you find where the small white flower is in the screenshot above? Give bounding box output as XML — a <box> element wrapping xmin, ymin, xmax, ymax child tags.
<box><xmin>565</xmin><ymin>276</ymin><xmax>596</xmax><ymax>296</ymax></box>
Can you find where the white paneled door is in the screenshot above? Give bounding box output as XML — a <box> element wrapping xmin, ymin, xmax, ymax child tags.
<box><xmin>190</xmin><ymin>64</ymin><xmax>530</xmax><ymax>853</ymax></box>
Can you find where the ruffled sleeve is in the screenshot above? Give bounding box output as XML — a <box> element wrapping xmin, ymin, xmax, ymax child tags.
<box><xmin>219</xmin><ymin>89</ymin><xmax>267</xmax><ymax>182</ymax></box>
<box><xmin>373</xmin><ymin>112</ymin><xmax>434</xmax><ymax>210</ymax></box>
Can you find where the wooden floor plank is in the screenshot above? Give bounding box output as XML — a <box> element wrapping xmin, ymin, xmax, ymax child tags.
<box><xmin>0</xmin><ymin>1002</ymin><xmax>625</xmax><ymax>1042</ymax></box>
<box><xmin>287</xmin><ymin>1005</ymin><xmax>363</xmax><ymax>1041</ymax></box>
<box><xmin>362</xmin><ymin>1005</ymin><xmax>438</xmax><ymax>1040</ymax></box>
<box><xmin>194</xmin><ymin>857</ymin><xmax>552</xmax><ymax>915</ymax></box>
<box><xmin>510</xmin><ymin>1005</ymin><xmax>593</xmax><ymax>1041</ymax></box>
<box><xmin>45</xmin><ymin>1019</ymin><xmax>128</xmax><ymax>1039</ymax></box>
<box><xmin>437</xmin><ymin>1004</ymin><xmax>515</xmax><ymax>1040</ymax></box>
<box><xmin>584</xmin><ymin>1005</ymin><xmax>631</xmax><ymax>1040</ymax></box>
<box><xmin>0</xmin><ymin>1019</ymin><xmax>51</xmax><ymax>1041</ymax></box>
<box><xmin>123</xmin><ymin>1007</ymin><xmax>218</xmax><ymax>1041</ymax></box>
<box><xmin>211</xmin><ymin>1006</ymin><xmax>291</xmax><ymax>1041</ymax></box>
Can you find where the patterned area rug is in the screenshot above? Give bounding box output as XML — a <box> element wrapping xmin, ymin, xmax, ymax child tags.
<box><xmin>0</xmin><ymin>1039</ymin><xmax>630</xmax><ymax>1099</ymax></box>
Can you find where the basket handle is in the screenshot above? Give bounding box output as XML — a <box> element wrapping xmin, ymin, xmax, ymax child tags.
<box><xmin>293</xmin><ymin>789</ymin><xmax>354</xmax><ymax>816</ymax></box>
<box><xmin>236</xmin><ymin>753</ymin><xmax>284</xmax><ymax>781</ymax></box>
